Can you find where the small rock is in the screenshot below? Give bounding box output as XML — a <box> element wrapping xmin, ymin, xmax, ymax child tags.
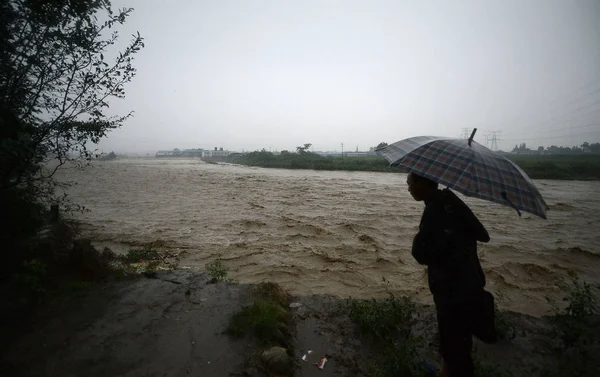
<box><xmin>289</xmin><ymin>302</ymin><xmax>303</xmax><ymax>308</ymax></box>
<box><xmin>261</xmin><ymin>346</ymin><xmax>292</xmax><ymax>374</ymax></box>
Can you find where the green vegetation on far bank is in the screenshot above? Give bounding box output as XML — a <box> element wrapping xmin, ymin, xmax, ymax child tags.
<box><xmin>221</xmin><ymin>151</ymin><xmax>600</xmax><ymax>180</ymax></box>
<box><xmin>225</xmin><ymin>150</ymin><xmax>405</xmax><ymax>173</ymax></box>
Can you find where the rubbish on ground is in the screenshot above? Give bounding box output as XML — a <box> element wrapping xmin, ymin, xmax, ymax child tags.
<box><xmin>313</xmin><ymin>355</ymin><xmax>328</xmax><ymax>370</ymax></box>
<box><xmin>301</xmin><ymin>350</ymin><xmax>313</xmax><ymax>361</ymax></box>
<box><xmin>289</xmin><ymin>302</ymin><xmax>303</xmax><ymax>308</ymax></box>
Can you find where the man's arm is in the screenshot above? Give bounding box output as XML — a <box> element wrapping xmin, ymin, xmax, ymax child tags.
<box><xmin>442</xmin><ymin>189</ymin><xmax>490</xmax><ymax>243</ymax></box>
<box><xmin>411</xmin><ymin>206</ymin><xmax>449</xmax><ymax>265</ymax></box>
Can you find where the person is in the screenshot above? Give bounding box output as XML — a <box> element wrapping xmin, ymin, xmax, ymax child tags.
<box><xmin>407</xmin><ymin>171</ymin><xmax>497</xmax><ymax>377</ymax></box>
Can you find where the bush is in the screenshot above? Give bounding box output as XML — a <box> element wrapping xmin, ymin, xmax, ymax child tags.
<box><xmin>349</xmin><ymin>295</ymin><xmax>424</xmax><ymax>377</ymax></box>
<box><xmin>546</xmin><ymin>274</ymin><xmax>598</xmax><ymax>351</ymax></box>
<box><xmin>541</xmin><ymin>273</ymin><xmax>599</xmax><ymax>377</ymax></box>
<box><xmin>205</xmin><ymin>254</ymin><xmax>229</xmax><ymax>283</ymax></box>
<box><xmin>119</xmin><ymin>246</ymin><xmax>160</xmax><ymax>263</ymax></box>
<box><xmin>349</xmin><ymin>294</ymin><xmax>416</xmax><ymax>342</ymax></box>
<box><xmin>227</xmin><ymin>298</ymin><xmax>289</xmax><ymax>344</ymax></box>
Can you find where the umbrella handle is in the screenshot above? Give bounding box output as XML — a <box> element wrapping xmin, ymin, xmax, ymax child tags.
<box><xmin>501</xmin><ymin>192</ymin><xmax>522</xmax><ymax>217</ymax></box>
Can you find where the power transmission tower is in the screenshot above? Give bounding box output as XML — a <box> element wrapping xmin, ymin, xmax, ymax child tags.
<box><xmin>483</xmin><ymin>131</ymin><xmax>491</xmax><ymax>148</ymax></box>
<box><xmin>460</xmin><ymin>128</ymin><xmax>471</xmax><ymax>139</ymax></box>
<box><xmin>341</xmin><ymin>142</ymin><xmax>344</xmax><ymax>157</ymax></box>
<box><xmin>489</xmin><ymin>131</ymin><xmax>501</xmax><ymax>151</ymax></box>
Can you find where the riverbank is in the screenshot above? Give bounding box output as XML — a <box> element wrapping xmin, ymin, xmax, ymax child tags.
<box><xmin>218</xmin><ymin>152</ymin><xmax>600</xmax><ymax>180</ymax></box>
<box><xmin>1</xmin><ymin>218</ymin><xmax>598</xmax><ymax>377</ymax></box>
<box><xmin>2</xmin><ymin>265</ymin><xmax>598</xmax><ymax>377</ymax></box>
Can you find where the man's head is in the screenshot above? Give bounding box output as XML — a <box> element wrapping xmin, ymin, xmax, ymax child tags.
<box><xmin>407</xmin><ymin>172</ymin><xmax>438</xmax><ymax>201</ymax></box>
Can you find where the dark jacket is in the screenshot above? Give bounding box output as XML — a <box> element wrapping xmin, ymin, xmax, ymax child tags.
<box><xmin>411</xmin><ymin>189</ymin><xmax>490</xmax><ymax>307</ymax></box>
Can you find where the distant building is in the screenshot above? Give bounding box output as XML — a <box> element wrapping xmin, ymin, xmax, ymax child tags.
<box><xmin>202</xmin><ymin>147</ymin><xmax>230</xmax><ymax>158</ymax></box>
<box><xmin>315</xmin><ymin>151</ymin><xmax>377</xmax><ymax>157</ymax></box>
<box><xmin>155</xmin><ymin>148</ymin><xmax>205</xmax><ymax>158</ymax></box>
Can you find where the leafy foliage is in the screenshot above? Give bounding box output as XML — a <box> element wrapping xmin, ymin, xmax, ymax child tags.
<box><xmin>205</xmin><ymin>254</ymin><xmax>229</xmax><ymax>282</ymax></box>
<box><xmin>375</xmin><ymin>142</ymin><xmax>388</xmax><ymax>150</ymax></box>
<box><xmin>119</xmin><ymin>246</ymin><xmax>160</xmax><ymax>263</ymax></box>
<box><xmin>0</xmin><ymin>0</ymin><xmax>144</xmax><ymax>216</ymax></box>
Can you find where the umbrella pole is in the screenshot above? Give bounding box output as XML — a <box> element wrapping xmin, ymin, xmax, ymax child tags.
<box><xmin>501</xmin><ymin>192</ymin><xmax>522</xmax><ymax>217</ymax></box>
<box><xmin>468</xmin><ymin>128</ymin><xmax>477</xmax><ymax>146</ymax></box>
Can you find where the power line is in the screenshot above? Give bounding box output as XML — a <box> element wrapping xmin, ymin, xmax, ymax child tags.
<box><xmin>506</xmin><ymin>120</ymin><xmax>600</xmax><ymax>137</ymax></box>
<box><xmin>496</xmin><ymin>77</ymin><xmax>600</xmax><ymax>130</ymax></box>
<box><xmin>525</xmin><ymin>98</ymin><xmax>600</xmax><ymax>130</ymax></box>
<box><xmin>503</xmin><ymin>127</ymin><xmax>600</xmax><ymax>141</ymax></box>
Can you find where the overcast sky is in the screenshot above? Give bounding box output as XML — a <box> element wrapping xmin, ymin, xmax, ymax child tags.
<box><xmin>98</xmin><ymin>0</ymin><xmax>600</xmax><ymax>154</ymax></box>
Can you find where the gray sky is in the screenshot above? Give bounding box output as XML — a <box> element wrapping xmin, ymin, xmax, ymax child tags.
<box><xmin>99</xmin><ymin>0</ymin><xmax>600</xmax><ymax>154</ymax></box>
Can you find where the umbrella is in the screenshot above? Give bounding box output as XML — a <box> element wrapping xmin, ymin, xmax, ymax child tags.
<box><xmin>376</xmin><ymin>129</ymin><xmax>549</xmax><ymax>219</ymax></box>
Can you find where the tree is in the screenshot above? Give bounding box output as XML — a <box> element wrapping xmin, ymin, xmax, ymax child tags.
<box><xmin>1</xmin><ymin>0</ymin><xmax>144</xmax><ymax>204</ymax></box>
<box><xmin>296</xmin><ymin>143</ymin><xmax>312</xmax><ymax>154</ymax></box>
<box><xmin>581</xmin><ymin>142</ymin><xmax>590</xmax><ymax>153</ymax></box>
<box><xmin>375</xmin><ymin>142</ymin><xmax>388</xmax><ymax>150</ymax></box>
<box><xmin>99</xmin><ymin>151</ymin><xmax>117</xmax><ymax>161</ymax></box>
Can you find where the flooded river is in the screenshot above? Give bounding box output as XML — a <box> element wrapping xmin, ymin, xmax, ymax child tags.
<box><xmin>57</xmin><ymin>159</ymin><xmax>600</xmax><ymax>316</ymax></box>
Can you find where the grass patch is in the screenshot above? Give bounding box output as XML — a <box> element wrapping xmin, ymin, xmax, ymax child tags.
<box><xmin>349</xmin><ymin>294</ymin><xmax>416</xmax><ymax>342</ymax></box>
<box><xmin>227</xmin><ymin>298</ymin><xmax>289</xmax><ymax>344</ymax></box>
<box><xmin>348</xmin><ymin>294</ymin><xmax>424</xmax><ymax>377</ymax></box>
<box><xmin>227</xmin><ymin>282</ymin><xmax>290</xmax><ymax>345</ymax></box>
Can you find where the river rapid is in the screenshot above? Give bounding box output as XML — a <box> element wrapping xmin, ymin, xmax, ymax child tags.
<box><xmin>56</xmin><ymin>158</ymin><xmax>600</xmax><ymax>316</ymax></box>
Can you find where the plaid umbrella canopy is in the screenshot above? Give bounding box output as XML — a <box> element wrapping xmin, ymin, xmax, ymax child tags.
<box><xmin>377</xmin><ymin>131</ymin><xmax>549</xmax><ymax>219</ymax></box>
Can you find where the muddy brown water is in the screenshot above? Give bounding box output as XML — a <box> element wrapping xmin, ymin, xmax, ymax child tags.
<box><xmin>56</xmin><ymin>159</ymin><xmax>600</xmax><ymax>317</ymax></box>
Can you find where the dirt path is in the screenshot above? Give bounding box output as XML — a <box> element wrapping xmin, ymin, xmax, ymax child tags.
<box><xmin>1</xmin><ymin>269</ymin><xmax>255</xmax><ymax>377</ymax></box>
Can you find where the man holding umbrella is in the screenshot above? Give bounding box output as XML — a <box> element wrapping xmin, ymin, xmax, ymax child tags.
<box><xmin>377</xmin><ymin>130</ymin><xmax>548</xmax><ymax>377</ymax></box>
<box><xmin>408</xmin><ymin>171</ymin><xmax>496</xmax><ymax>377</ymax></box>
